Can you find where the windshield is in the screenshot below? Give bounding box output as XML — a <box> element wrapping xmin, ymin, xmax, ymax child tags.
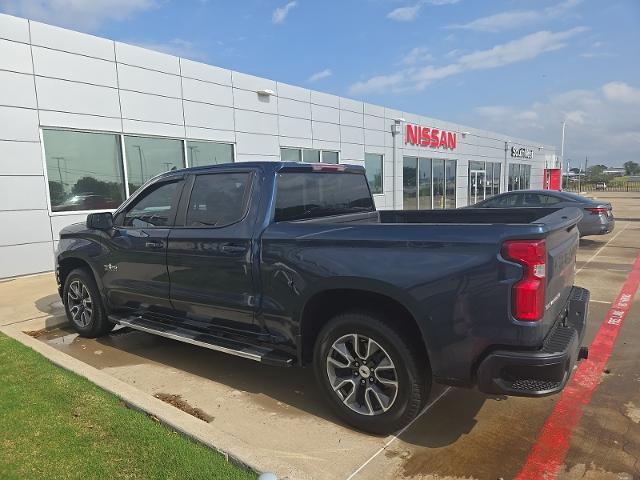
<box><xmin>274</xmin><ymin>172</ymin><xmax>375</xmax><ymax>221</ymax></box>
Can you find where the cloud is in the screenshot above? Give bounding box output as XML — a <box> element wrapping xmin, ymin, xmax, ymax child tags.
<box><xmin>0</xmin><ymin>0</ymin><xmax>156</xmax><ymax>31</ymax></box>
<box><xmin>471</xmin><ymin>82</ymin><xmax>640</xmax><ymax>167</ymax></box>
<box><xmin>349</xmin><ymin>27</ymin><xmax>586</xmax><ymax>94</ymax></box>
<box><xmin>400</xmin><ymin>46</ymin><xmax>433</xmax><ymax>65</ymax></box>
<box><xmin>387</xmin><ymin>0</ymin><xmax>460</xmax><ymax>22</ymax></box>
<box><xmin>134</xmin><ymin>39</ymin><xmax>208</xmax><ymax>62</ymax></box>
<box><xmin>308</xmin><ymin>68</ymin><xmax>332</xmax><ymax>82</ymax></box>
<box><xmin>387</xmin><ymin>3</ymin><xmax>421</xmax><ymax>21</ymax></box>
<box><xmin>448</xmin><ymin>0</ymin><xmax>583</xmax><ymax>33</ymax></box>
<box><xmin>272</xmin><ymin>1</ymin><xmax>297</xmax><ymax>24</ymax></box>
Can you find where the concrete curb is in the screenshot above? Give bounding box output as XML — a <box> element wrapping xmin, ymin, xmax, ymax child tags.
<box><xmin>0</xmin><ymin>318</ymin><xmax>296</xmax><ymax>479</ymax></box>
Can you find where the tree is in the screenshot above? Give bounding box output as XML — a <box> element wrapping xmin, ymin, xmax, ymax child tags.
<box><xmin>623</xmin><ymin>161</ymin><xmax>640</xmax><ymax>175</ymax></box>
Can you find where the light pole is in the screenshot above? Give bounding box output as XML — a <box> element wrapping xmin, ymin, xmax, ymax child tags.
<box><xmin>560</xmin><ymin>121</ymin><xmax>566</xmax><ymax>190</ymax></box>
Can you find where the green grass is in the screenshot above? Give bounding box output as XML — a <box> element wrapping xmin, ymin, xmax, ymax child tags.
<box><xmin>0</xmin><ymin>332</ymin><xmax>255</xmax><ymax>480</ymax></box>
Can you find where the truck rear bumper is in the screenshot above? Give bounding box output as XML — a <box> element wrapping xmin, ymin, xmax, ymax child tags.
<box><xmin>477</xmin><ymin>286</ymin><xmax>590</xmax><ymax>397</ymax></box>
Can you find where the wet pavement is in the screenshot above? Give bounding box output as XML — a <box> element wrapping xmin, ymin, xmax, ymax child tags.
<box><xmin>3</xmin><ymin>192</ymin><xmax>640</xmax><ymax>480</ymax></box>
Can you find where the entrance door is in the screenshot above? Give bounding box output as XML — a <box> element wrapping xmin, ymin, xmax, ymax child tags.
<box><xmin>469</xmin><ymin>170</ymin><xmax>486</xmax><ymax>204</ymax></box>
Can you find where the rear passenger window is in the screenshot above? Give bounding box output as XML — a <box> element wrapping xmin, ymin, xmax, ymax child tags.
<box><xmin>186</xmin><ymin>173</ymin><xmax>252</xmax><ymax>227</ymax></box>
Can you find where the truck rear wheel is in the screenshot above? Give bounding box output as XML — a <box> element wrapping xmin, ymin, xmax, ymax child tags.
<box><xmin>63</xmin><ymin>268</ymin><xmax>114</xmax><ymax>338</ymax></box>
<box><xmin>313</xmin><ymin>311</ymin><xmax>430</xmax><ymax>435</ymax></box>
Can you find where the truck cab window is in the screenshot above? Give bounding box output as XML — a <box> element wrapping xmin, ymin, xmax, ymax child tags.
<box><xmin>122</xmin><ymin>181</ymin><xmax>179</xmax><ymax>228</ymax></box>
<box><xmin>186</xmin><ymin>173</ymin><xmax>252</xmax><ymax>227</ymax></box>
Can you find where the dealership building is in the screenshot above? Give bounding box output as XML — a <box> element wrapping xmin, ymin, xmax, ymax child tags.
<box><xmin>0</xmin><ymin>13</ymin><xmax>560</xmax><ymax>279</ymax></box>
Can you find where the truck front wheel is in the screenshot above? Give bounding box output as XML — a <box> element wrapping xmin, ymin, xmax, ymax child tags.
<box><xmin>63</xmin><ymin>268</ymin><xmax>114</xmax><ymax>338</ymax></box>
<box><xmin>313</xmin><ymin>311</ymin><xmax>430</xmax><ymax>435</ymax></box>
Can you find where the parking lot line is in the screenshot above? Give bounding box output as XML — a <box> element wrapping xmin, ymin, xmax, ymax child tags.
<box><xmin>515</xmin><ymin>252</ymin><xmax>640</xmax><ymax>480</ymax></box>
<box><xmin>345</xmin><ymin>386</ymin><xmax>452</xmax><ymax>480</ymax></box>
<box><xmin>576</xmin><ymin>224</ymin><xmax>629</xmax><ymax>274</ymax></box>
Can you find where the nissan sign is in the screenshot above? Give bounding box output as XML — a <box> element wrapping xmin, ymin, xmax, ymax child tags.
<box><xmin>405</xmin><ymin>123</ymin><xmax>457</xmax><ymax>150</ymax></box>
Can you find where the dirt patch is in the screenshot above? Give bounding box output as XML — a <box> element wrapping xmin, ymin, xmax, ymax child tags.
<box><xmin>23</xmin><ymin>328</ymin><xmax>48</xmax><ymax>338</ymax></box>
<box><xmin>154</xmin><ymin>393</ymin><xmax>214</xmax><ymax>423</ymax></box>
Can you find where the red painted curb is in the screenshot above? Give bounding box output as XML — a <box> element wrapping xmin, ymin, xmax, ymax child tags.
<box><xmin>515</xmin><ymin>253</ymin><xmax>640</xmax><ymax>480</ymax></box>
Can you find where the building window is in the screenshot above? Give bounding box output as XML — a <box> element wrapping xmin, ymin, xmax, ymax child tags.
<box><xmin>403</xmin><ymin>157</ymin><xmax>456</xmax><ymax>210</ymax></box>
<box><xmin>364</xmin><ymin>153</ymin><xmax>383</xmax><ymax>195</ymax></box>
<box><xmin>124</xmin><ymin>136</ymin><xmax>185</xmax><ymax>194</ymax></box>
<box><xmin>468</xmin><ymin>161</ymin><xmax>502</xmax><ymax>205</ymax></box>
<box><xmin>280</xmin><ymin>147</ymin><xmax>339</xmax><ymax>164</ymax></box>
<box><xmin>43</xmin><ymin>129</ymin><xmax>126</xmax><ymax>212</ymax></box>
<box><xmin>186</xmin><ymin>141</ymin><xmax>233</xmax><ymax>167</ymax></box>
<box><xmin>508</xmin><ymin>163</ymin><xmax>531</xmax><ymax>191</ymax></box>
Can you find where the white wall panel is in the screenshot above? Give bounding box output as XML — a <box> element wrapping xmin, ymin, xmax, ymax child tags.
<box><xmin>311</xmin><ymin>121</ymin><xmax>340</xmax><ymax>142</ymax></box>
<box><xmin>340</xmin><ymin>143</ymin><xmax>364</xmax><ymax>161</ymax></box>
<box><xmin>185</xmin><ymin>127</ymin><xmax>235</xmax><ymax>144</ymax></box>
<box><xmin>0</xmin><ymin>71</ymin><xmax>36</xmax><ymax>108</ymax></box>
<box><xmin>233</xmin><ymin>88</ymin><xmax>277</xmax><ymax>114</ymax></box>
<box><xmin>340</xmin><ymin>125</ymin><xmax>364</xmax><ymax>144</ymax></box>
<box><xmin>278</xmin><ymin>98</ymin><xmax>311</xmax><ymax>119</ymax></box>
<box><xmin>183</xmin><ymin>101</ymin><xmax>234</xmax><ymax>130</ymax></box>
<box><xmin>235</xmin><ymin>132</ymin><xmax>279</xmax><ymax>156</ymax></box>
<box><xmin>232</xmin><ymin>71</ymin><xmax>276</xmax><ymax>93</ymax></box>
<box><xmin>115</xmin><ymin>42</ymin><xmax>179</xmax><ymax>74</ymax></box>
<box><xmin>277</xmin><ymin>82</ymin><xmax>310</xmax><ymax>102</ymax></box>
<box><xmin>39</xmin><ymin>110</ymin><xmax>122</xmax><ymax>133</ymax></box>
<box><xmin>0</xmin><ymin>140</ymin><xmax>43</xmax><ymax>176</ymax></box>
<box><xmin>122</xmin><ymin>119</ymin><xmax>185</xmax><ymax>138</ymax></box>
<box><xmin>50</xmin><ymin>214</ymin><xmax>88</xmax><ymax>239</ymax></box>
<box><xmin>235</xmin><ymin>154</ymin><xmax>280</xmax><ymax>163</ymax></box>
<box><xmin>0</xmin><ymin>241</ymin><xmax>54</xmax><ymax>278</ymax></box>
<box><xmin>182</xmin><ymin>78</ymin><xmax>233</xmax><ymax>106</ymax></box>
<box><xmin>312</xmin><ymin>139</ymin><xmax>340</xmax><ymax>152</ymax></box>
<box><xmin>0</xmin><ymin>39</ymin><xmax>33</xmax><ymax>73</ymax></box>
<box><xmin>364</xmin><ymin>114</ymin><xmax>386</xmax><ymax>131</ymax></box>
<box><xmin>36</xmin><ymin>77</ymin><xmax>120</xmax><ymax>117</ymax></box>
<box><xmin>32</xmin><ymin>46</ymin><xmax>117</xmax><ymax>87</ymax></box>
<box><xmin>180</xmin><ymin>58</ymin><xmax>231</xmax><ymax>85</ymax></box>
<box><xmin>311</xmin><ymin>104</ymin><xmax>339</xmax><ymax>124</ymax></box>
<box><xmin>340</xmin><ymin>109</ymin><xmax>364</xmax><ymax>128</ymax></box>
<box><xmin>235</xmin><ymin>110</ymin><xmax>278</xmax><ymax>135</ymax></box>
<box><xmin>30</xmin><ymin>21</ymin><xmax>114</xmax><ymax>60</ymax></box>
<box><xmin>279</xmin><ymin>136</ymin><xmax>312</xmax><ymax>149</ymax></box>
<box><xmin>119</xmin><ymin>90</ymin><xmax>183</xmax><ymax>124</ymax></box>
<box><xmin>0</xmin><ymin>210</ymin><xmax>52</xmax><ymax>246</ymax></box>
<box><xmin>0</xmin><ymin>175</ymin><xmax>47</xmax><ymax>210</ymax></box>
<box><xmin>339</xmin><ymin>97</ymin><xmax>363</xmax><ymax>113</ymax></box>
<box><xmin>364</xmin><ymin>129</ymin><xmax>385</xmax><ymax>147</ymax></box>
<box><xmin>364</xmin><ymin>103</ymin><xmax>385</xmax><ymax>117</ymax></box>
<box><xmin>0</xmin><ymin>13</ymin><xmax>29</xmax><ymax>43</ymax></box>
<box><xmin>118</xmin><ymin>64</ymin><xmax>181</xmax><ymax>98</ymax></box>
<box><xmin>310</xmin><ymin>91</ymin><xmax>339</xmax><ymax>108</ymax></box>
<box><xmin>279</xmin><ymin>116</ymin><xmax>311</xmax><ymax>139</ymax></box>
<box><xmin>0</xmin><ymin>106</ymin><xmax>39</xmax><ymax>141</ymax></box>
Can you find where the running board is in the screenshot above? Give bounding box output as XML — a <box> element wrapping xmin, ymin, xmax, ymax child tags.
<box><xmin>110</xmin><ymin>315</ymin><xmax>294</xmax><ymax>367</ymax></box>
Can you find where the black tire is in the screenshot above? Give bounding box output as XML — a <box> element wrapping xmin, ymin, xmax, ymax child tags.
<box><xmin>63</xmin><ymin>268</ymin><xmax>114</xmax><ymax>338</ymax></box>
<box><xmin>313</xmin><ymin>310</ymin><xmax>431</xmax><ymax>435</ymax></box>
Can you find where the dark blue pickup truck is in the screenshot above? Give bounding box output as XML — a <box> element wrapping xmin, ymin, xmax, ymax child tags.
<box><xmin>56</xmin><ymin>161</ymin><xmax>589</xmax><ymax>434</ymax></box>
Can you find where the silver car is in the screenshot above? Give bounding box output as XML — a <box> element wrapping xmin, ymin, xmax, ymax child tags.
<box><xmin>469</xmin><ymin>190</ymin><xmax>615</xmax><ymax>237</ymax></box>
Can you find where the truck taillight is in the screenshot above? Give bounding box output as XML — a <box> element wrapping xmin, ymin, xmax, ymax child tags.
<box><xmin>502</xmin><ymin>239</ymin><xmax>546</xmax><ymax>321</ymax></box>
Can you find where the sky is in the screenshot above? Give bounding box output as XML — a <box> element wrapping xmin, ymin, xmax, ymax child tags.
<box><xmin>0</xmin><ymin>0</ymin><xmax>639</xmax><ymax>167</ymax></box>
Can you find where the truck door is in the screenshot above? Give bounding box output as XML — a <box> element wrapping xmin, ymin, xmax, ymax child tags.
<box><xmin>105</xmin><ymin>177</ymin><xmax>184</xmax><ymax>312</ymax></box>
<box><xmin>166</xmin><ymin>171</ymin><xmax>258</xmax><ymax>334</ymax></box>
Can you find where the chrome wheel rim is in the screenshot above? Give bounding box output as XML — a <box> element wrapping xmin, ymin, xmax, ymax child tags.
<box><xmin>326</xmin><ymin>334</ymin><xmax>399</xmax><ymax>416</ymax></box>
<box><xmin>67</xmin><ymin>280</ymin><xmax>93</xmax><ymax>327</ymax></box>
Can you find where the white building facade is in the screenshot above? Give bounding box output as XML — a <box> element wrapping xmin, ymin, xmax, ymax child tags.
<box><xmin>0</xmin><ymin>13</ymin><xmax>556</xmax><ymax>278</ymax></box>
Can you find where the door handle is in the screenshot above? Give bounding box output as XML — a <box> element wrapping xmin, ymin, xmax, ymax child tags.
<box><xmin>145</xmin><ymin>241</ymin><xmax>164</xmax><ymax>249</ymax></box>
<box><xmin>220</xmin><ymin>244</ymin><xmax>247</xmax><ymax>254</ymax></box>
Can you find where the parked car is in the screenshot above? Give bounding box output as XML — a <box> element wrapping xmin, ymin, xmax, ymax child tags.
<box><xmin>55</xmin><ymin>162</ymin><xmax>589</xmax><ymax>434</ymax></box>
<box><xmin>468</xmin><ymin>190</ymin><xmax>615</xmax><ymax>236</ymax></box>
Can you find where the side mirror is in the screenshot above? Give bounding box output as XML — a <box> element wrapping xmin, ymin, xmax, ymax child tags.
<box><xmin>86</xmin><ymin>212</ymin><xmax>113</xmax><ymax>230</ymax></box>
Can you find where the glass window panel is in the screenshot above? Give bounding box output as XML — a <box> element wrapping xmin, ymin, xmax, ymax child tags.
<box><xmin>403</xmin><ymin>157</ymin><xmax>418</xmax><ymax>210</ymax></box>
<box><xmin>281</xmin><ymin>148</ymin><xmax>301</xmax><ymax>162</ymax></box>
<box><xmin>519</xmin><ymin>164</ymin><xmax>527</xmax><ymax>191</ymax></box>
<box><xmin>485</xmin><ymin>163</ymin><xmax>493</xmax><ymax>199</ymax></box>
<box><xmin>186</xmin><ymin>173</ymin><xmax>252</xmax><ymax>227</ymax></box>
<box><xmin>321</xmin><ymin>151</ymin><xmax>339</xmax><ymax>164</ymax></box>
<box><xmin>493</xmin><ymin>163</ymin><xmax>501</xmax><ymax>196</ymax></box>
<box><xmin>418</xmin><ymin>157</ymin><xmax>432</xmax><ymax>210</ymax></box>
<box><xmin>432</xmin><ymin>159</ymin><xmax>445</xmax><ymax>209</ymax></box>
<box><xmin>186</xmin><ymin>141</ymin><xmax>233</xmax><ymax>167</ymax></box>
<box><xmin>43</xmin><ymin>129</ymin><xmax>126</xmax><ymax>212</ymax></box>
<box><xmin>302</xmin><ymin>149</ymin><xmax>320</xmax><ymax>163</ymax></box>
<box><xmin>365</xmin><ymin>153</ymin><xmax>383</xmax><ymax>195</ymax></box>
<box><xmin>123</xmin><ymin>181</ymin><xmax>179</xmax><ymax>228</ymax></box>
<box><xmin>445</xmin><ymin>160</ymin><xmax>457</xmax><ymax>208</ymax></box>
<box><xmin>508</xmin><ymin>164</ymin><xmax>515</xmax><ymax>191</ymax></box>
<box><xmin>124</xmin><ymin>136</ymin><xmax>184</xmax><ymax>195</ymax></box>
<box><xmin>468</xmin><ymin>160</ymin><xmax>484</xmax><ymax>204</ymax></box>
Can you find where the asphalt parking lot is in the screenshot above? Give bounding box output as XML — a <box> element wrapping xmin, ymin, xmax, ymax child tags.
<box><xmin>1</xmin><ymin>192</ymin><xmax>639</xmax><ymax>480</ymax></box>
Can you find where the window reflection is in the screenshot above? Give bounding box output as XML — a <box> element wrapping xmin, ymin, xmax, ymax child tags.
<box><xmin>186</xmin><ymin>141</ymin><xmax>233</xmax><ymax>167</ymax></box>
<box><xmin>43</xmin><ymin>129</ymin><xmax>126</xmax><ymax>212</ymax></box>
<box><xmin>124</xmin><ymin>136</ymin><xmax>185</xmax><ymax>194</ymax></box>
<box><xmin>365</xmin><ymin>153</ymin><xmax>383</xmax><ymax>195</ymax></box>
